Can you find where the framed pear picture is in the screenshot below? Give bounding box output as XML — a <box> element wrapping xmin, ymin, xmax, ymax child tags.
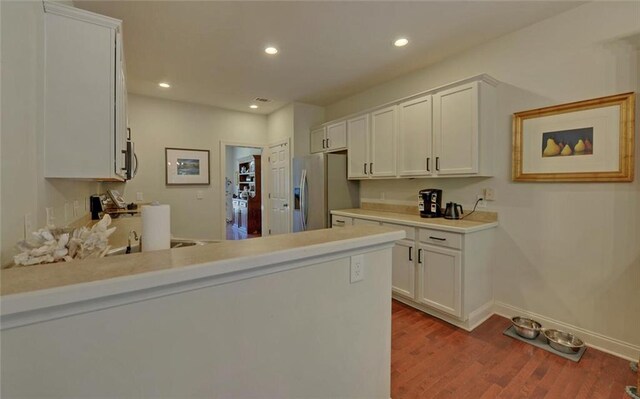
<box><xmin>512</xmin><ymin>92</ymin><xmax>635</xmax><ymax>182</ymax></box>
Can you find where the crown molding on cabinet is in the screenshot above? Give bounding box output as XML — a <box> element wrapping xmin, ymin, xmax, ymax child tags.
<box><xmin>43</xmin><ymin>1</ymin><xmax>122</xmax><ymax>30</ymax></box>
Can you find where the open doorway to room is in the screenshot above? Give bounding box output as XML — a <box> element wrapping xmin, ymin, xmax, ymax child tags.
<box><xmin>224</xmin><ymin>145</ymin><xmax>263</xmax><ymax>240</ymax></box>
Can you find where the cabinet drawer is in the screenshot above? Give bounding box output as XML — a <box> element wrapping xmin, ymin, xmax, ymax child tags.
<box><xmin>331</xmin><ymin>215</ymin><xmax>353</xmax><ymax>227</ymax></box>
<box><xmin>353</xmin><ymin>218</ymin><xmax>381</xmax><ymax>226</ymax></box>
<box><xmin>419</xmin><ymin>228</ymin><xmax>461</xmax><ymax>249</ymax></box>
<box><xmin>382</xmin><ymin>223</ymin><xmax>415</xmax><ymax>241</ymax></box>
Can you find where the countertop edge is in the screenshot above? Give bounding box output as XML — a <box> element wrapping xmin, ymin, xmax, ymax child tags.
<box><xmin>330</xmin><ymin>209</ymin><xmax>498</xmax><ymax>233</ymax></box>
<box><xmin>0</xmin><ymin>229</ymin><xmax>404</xmax><ymax>330</ymax></box>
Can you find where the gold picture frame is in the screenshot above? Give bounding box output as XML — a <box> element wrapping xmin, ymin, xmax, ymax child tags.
<box><xmin>512</xmin><ymin>92</ymin><xmax>635</xmax><ymax>182</ymax></box>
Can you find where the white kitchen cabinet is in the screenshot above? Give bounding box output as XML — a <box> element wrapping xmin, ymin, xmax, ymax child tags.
<box><xmin>346</xmin><ymin>106</ymin><xmax>396</xmax><ymax>179</ymax></box>
<box><xmin>392</xmin><ymin>240</ymin><xmax>416</xmax><ymax>299</ymax></box>
<box><xmin>433</xmin><ymin>81</ymin><xmax>479</xmax><ymax>175</ymax></box>
<box><xmin>331</xmin><ymin>215</ymin><xmax>353</xmax><ymax>227</ymax></box>
<box><xmin>335</xmin><ymin>75</ymin><xmax>496</xmax><ymax>180</ymax></box>
<box><xmin>369</xmin><ymin>106</ymin><xmax>397</xmax><ymax>177</ymax></box>
<box><xmin>310</xmin><ymin>128</ymin><xmax>326</xmax><ymax>154</ymax></box>
<box><xmin>330</xmin><ymin>209</ymin><xmax>496</xmax><ymax>331</ymax></box>
<box><xmin>310</xmin><ymin>121</ymin><xmax>346</xmax><ymax>154</ymax></box>
<box><xmin>417</xmin><ymin>243</ymin><xmax>462</xmax><ymax>318</ymax></box>
<box><xmin>432</xmin><ymin>79</ymin><xmax>496</xmax><ymax>177</ymax></box>
<box><xmin>352</xmin><ymin>218</ymin><xmax>381</xmax><ymax>226</ymax></box>
<box><xmin>397</xmin><ymin>95</ymin><xmax>433</xmax><ymax>176</ymax></box>
<box><xmin>326</xmin><ymin>121</ymin><xmax>347</xmax><ymax>151</ymax></box>
<box><xmin>347</xmin><ymin>115</ymin><xmax>369</xmax><ymax>178</ymax></box>
<box><xmin>43</xmin><ymin>3</ymin><xmax>127</xmax><ymax>180</ymax></box>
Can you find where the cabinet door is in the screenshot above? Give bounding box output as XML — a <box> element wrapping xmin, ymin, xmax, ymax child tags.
<box><xmin>326</xmin><ymin>121</ymin><xmax>347</xmax><ymax>151</ymax></box>
<box><xmin>392</xmin><ymin>240</ymin><xmax>416</xmax><ymax>299</ymax></box>
<box><xmin>114</xmin><ymin>30</ymin><xmax>127</xmax><ymax>179</ymax></box>
<box><xmin>417</xmin><ymin>244</ymin><xmax>462</xmax><ymax>318</ymax></box>
<box><xmin>433</xmin><ymin>82</ymin><xmax>479</xmax><ymax>175</ymax></box>
<box><xmin>346</xmin><ymin>115</ymin><xmax>369</xmax><ymax>179</ymax></box>
<box><xmin>44</xmin><ymin>11</ymin><xmax>118</xmax><ymax>179</ymax></box>
<box><xmin>353</xmin><ymin>218</ymin><xmax>380</xmax><ymax>226</ymax></box>
<box><xmin>397</xmin><ymin>95</ymin><xmax>433</xmax><ymax>176</ymax></box>
<box><xmin>370</xmin><ymin>106</ymin><xmax>397</xmax><ymax>177</ymax></box>
<box><xmin>310</xmin><ymin>128</ymin><xmax>326</xmax><ymax>154</ymax></box>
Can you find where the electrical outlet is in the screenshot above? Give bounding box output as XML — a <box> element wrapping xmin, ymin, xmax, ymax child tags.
<box><xmin>73</xmin><ymin>200</ymin><xmax>80</xmax><ymax>217</ymax></box>
<box><xmin>350</xmin><ymin>254</ymin><xmax>365</xmax><ymax>283</ymax></box>
<box><xmin>484</xmin><ymin>188</ymin><xmax>496</xmax><ymax>201</ymax></box>
<box><xmin>476</xmin><ymin>195</ymin><xmax>487</xmax><ymax>208</ymax></box>
<box><xmin>136</xmin><ymin>192</ymin><xmax>144</xmax><ymax>201</ymax></box>
<box><xmin>196</xmin><ymin>191</ymin><xmax>204</xmax><ymax>200</ymax></box>
<box><xmin>24</xmin><ymin>213</ymin><xmax>32</xmax><ymax>239</ymax></box>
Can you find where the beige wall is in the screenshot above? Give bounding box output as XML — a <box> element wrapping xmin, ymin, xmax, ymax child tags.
<box><xmin>266</xmin><ymin>103</ymin><xmax>294</xmax><ymax>147</ymax></box>
<box><xmin>293</xmin><ymin>103</ymin><xmax>325</xmax><ymax>158</ymax></box>
<box><xmin>0</xmin><ymin>1</ymin><xmax>99</xmax><ymax>266</ymax></box>
<box><xmin>325</xmin><ymin>1</ymin><xmax>640</xmax><ymax>348</ymax></box>
<box><xmin>105</xmin><ymin>94</ymin><xmax>267</xmax><ymax>240</ymax></box>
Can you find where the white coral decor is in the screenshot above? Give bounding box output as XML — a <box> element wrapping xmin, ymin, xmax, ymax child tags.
<box><xmin>13</xmin><ymin>215</ymin><xmax>116</xmax><ymax>266</ymax></box>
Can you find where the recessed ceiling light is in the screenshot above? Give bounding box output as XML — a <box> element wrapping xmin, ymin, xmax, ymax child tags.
<box><xmin>394</xmin><ymin>38</ymin><xmax>409</xmax><ymax>47</ymax></box>
<box><xmin>265</xmin><ymin>47</ymin><xmax>278</xmax><ymax>55</ymax></box>
<box><xmin>158</xmin><ymin>82</ymin><xmax>171</xmax><ymax>88</ymax></box>
<box><xmin>249</xmin><ymin>104</ymin><xmax>259</xmax><ymax>109</ymax></box>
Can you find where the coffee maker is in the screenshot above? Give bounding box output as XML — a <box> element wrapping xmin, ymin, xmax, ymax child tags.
<box><xmin>418</xmin><ymin>189</ymin><xmax>443</xmax><ymax>218</ymax></box>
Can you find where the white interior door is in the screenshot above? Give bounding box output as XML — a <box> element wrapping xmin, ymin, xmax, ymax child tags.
<box><xmin>268</xmin><ymin>141</ymin><xmax>290</xmax><ymax>235</ymax></box>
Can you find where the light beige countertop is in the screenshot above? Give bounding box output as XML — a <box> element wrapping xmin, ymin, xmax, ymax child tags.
<box><xmin>1</xmin><ymin>225</ymin><xmax>404</xmax><ymax>297</ymax></box>
<box><xmin>331</xmin><ymin>208</ymin><xmax>498</xmax><ymax>233</ymax></box>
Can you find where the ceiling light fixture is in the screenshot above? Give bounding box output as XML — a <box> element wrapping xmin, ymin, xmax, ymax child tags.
<box><xmin>265</xmin><ymin>47</ymin><xmax>278</xmax><ymax>55</ymax></box>
<box><xmin>158</xmin><ymin>82</ymin><xmax>171</xmax><ymax>88</ymax></box>
<box><xmin>249</xmin><ymin>104</ymin><xmax>259</xmax><ymax>109</ymax></box>
<box><xmin>394</xmin><ymin>38</ymin><xmax>409</xmax><ymax>47</ymax></box>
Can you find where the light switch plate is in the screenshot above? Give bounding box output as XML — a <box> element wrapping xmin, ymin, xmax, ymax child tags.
<box><xmin>484</xmin><ymin>187</ymin><xmax>496</xmax><ymax>201</ymax></box>
<box><xmin>350</xmin><ymin>254</ymin><xmax>365</xmax><ymax>283</ymax></box>
<box><xmin>136</xmin><ymin>192</ymin><xmax>144</xmax><ymax>201</ymax></box>
<box><xmin>196</xmin><ymin>191</ymin><xmax>204</xmax><ymax>200</ymax></box>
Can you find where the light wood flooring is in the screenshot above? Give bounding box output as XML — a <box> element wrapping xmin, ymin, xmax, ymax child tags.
<box><xmin>391</xmin><ymin>300</ymin><xmax>636</xmax><ymax>399</ymax></box>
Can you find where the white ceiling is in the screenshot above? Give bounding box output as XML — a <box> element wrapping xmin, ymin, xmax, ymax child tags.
<box><xmin>75</xmin><ymin>1</ymin><xmax>583</xmax><ymax>115</ymax></box>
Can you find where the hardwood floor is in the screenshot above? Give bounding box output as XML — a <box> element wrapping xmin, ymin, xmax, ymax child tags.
<box><xmin>391</xmin><ymin>300</ymin><xmax>635</xmax><ymax>399</ymax></box>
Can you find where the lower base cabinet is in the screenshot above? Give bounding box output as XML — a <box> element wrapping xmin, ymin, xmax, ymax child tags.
<box><xmin>392</xmin><ymin>240</ymin><xmax>415</xmax><ymax>299</ymax></box>
<box><xmin>417</xmin><ymin>244</ymin><xmax>462</xmax><ymax>318</ymax></box>
<box><xmin>330</xmin><ymin>212</ymin><xmax>495</xmax><ymax>331</ymax></box>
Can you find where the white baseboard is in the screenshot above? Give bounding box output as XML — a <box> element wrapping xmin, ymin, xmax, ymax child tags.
<box><xmin>467</xmin><ymin>300</ymin><xmax>495</xmax><ymax>331</ymax></box>
<box><xmin>493</xmin><ymin>301</ymin><xmax>640</xmax><ymax>362</ymax></box>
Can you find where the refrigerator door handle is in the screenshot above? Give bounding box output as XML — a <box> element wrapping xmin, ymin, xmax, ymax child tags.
<box><xmin>300</xmin><ymin>169</ymin><xmax>307</xmax><ymax>231</ymax></box>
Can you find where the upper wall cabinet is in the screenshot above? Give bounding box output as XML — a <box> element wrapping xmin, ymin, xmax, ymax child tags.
<box><xmin>310</xmin><ymin>121</ymin><xmax>347</xmax><ymax>153</ymax></box>
<box><xmin>397</xmin><ymin>95</ymin><xmax>433</xmax><ymax>177</ymax></box>
<box><xmin>346</xmin><ymin>108</ymin><xmax>397</xmax><ymax>179</ymax></box>
<box><xmin>43</xmin><ymin>3</ymin><xmax>128</xmax><ymax>181</ymax></box>
<box><xmin>332</xmin><ymin>75</ymin><xmax>496</xmax><ymax>180</ymax></box>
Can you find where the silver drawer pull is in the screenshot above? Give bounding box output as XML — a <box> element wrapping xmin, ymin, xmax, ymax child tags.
<box><xmin>429</xmin><ymin>236</ymin><xmax>446</xmax><ymax>241</ymax></box>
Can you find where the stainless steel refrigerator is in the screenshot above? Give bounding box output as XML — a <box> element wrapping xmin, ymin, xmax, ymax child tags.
<box><xmin>293</xmin><ymin>153</ymin><xmax>360</xmax><ymax>232</ymax></box>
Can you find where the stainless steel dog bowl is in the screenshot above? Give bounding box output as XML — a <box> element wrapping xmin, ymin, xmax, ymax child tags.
<box><xmin>543</xmin><ymin>329</ymin><xmax>585</xmax><ymax>354</ymax></box>
<box><xmin>511</xmin><ymin>316</ymin><xmax>542</xmax><ymax>339</ymax></box>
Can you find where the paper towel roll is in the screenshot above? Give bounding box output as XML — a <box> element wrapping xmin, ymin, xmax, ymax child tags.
<box><xmin>141</xmin><ymin>204</ymin><xmax>171</xmax><ymax>252</ymax></box>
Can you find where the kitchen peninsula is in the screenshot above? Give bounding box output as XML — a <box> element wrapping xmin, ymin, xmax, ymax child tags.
<box><xmin>1</xmin><ymin>226</ymin><xmax>404</xmax><ymax>398</ymax></box>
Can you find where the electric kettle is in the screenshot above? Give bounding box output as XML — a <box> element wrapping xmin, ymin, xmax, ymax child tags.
<box><xmin>444</xmin><ymin>202</ymin><xmax>463</xmax><ymax>220</ymax></box>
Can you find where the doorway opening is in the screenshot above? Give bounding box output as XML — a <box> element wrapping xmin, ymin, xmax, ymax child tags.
<box><xmin>224</xmin><ymin>145</ymin><xmax>263</xmax><ymax>240</ymax></box>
